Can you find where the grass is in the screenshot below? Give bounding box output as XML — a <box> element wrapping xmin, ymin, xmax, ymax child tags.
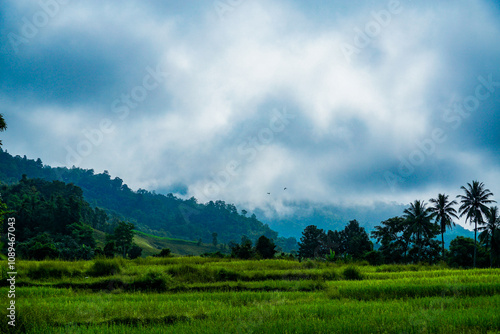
<box><xmin>1</xmin><ymin>258</ymin><xmax>499</xmax><ymax>333</ymax></box>
<box><xmin>93</xmin><ymin>230</ymin><xmax>222</xmax><ymax>257</ymax></box>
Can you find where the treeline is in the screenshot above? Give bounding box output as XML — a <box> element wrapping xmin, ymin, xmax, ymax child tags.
<box><xmin>297</xmin><ymin>182</ymin><xmax>500</xmax><ymax>268</ymax></box>
<box><xmin>0</xmin><ymin>149</ymin><xmax>297</xmax><ymax>251</ymax></box>
<box><xmin>1</xmin><ymin>176</ymin><xmax>103</xmax><ymax>259</ymax></box>
<box><xmin>0</xmin><ymin>176</ymin><xmax>163</xmax><ymax>260</ymax></box>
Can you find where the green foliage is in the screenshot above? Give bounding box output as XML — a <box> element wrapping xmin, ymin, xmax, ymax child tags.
<box><xmin>342</xmin><ymin>266</ymin><xmax>363</xmax><ymax>280</ymax></box>
<box><xmin>215</xmin><ymin>268</ymin><xmax>240</xmax><ymax>281</ymax></box>
<box><xmin>363</xmin><ymin>250</ymin><xmax>384</xmax><ymax>266</ymax></box>
<box><xmin>154</xmin><ymin>248</ymin><xmax>172</xmax><ymax>257</ymax></box>
<box><xmin>201</xmin><ymin>251</ymin><xmax>225</xmax><ymax>258</ymax></box>
<box><xmin>17</xmin><ymin>233</ymin><xmax>59</xmax><ymax>260</ymax></box>
<box><xmin>130</xmin><ymin>271</ymin><xmax>172</xmax><ymax>292</ymax></box>
<box><xmin>457</xmin><ymin>180</ymin><xmax>495</xmax><ymax>268</ymax></box>
<box><xmin>230</xmin><ymin>236</ymin><xmax>255</xmax><ymax>259</ymax></box>
<box><xmin>128</xmin><ymin>244</ymin><xmax>142</xmax><ymax>259</ymax></box>
<box><xmin>298</xmin><ymin>225</ymin><xmax>326</xmax><ymax>259</ymax></box>
<box><xmin>108</xmin><ymin>221</ymin><xmax>135</xmax><ymax>258</ymax></box>
<box><xmin>26</xmin><ymin>262</ymin><xmax>76</xmax><ymax>280</ymax></box>
<box><xmin>403</xmin><ymin>200</ymin><xmax>439</xmax><ymax>263</ymax></box>
<box><xmin>87</xmin><ymin>259</ymin><xmax>122</xmax><ymax>277</ymax></box>
<box><xmin>371</xmin><ymin>216</ymin><xmax>409</xmax><ymax>264</ymax></box>
<box><xmin>104</xmin><ymin>241</ymin><xmax>116</xmax><ymax>258</ymax></box>
<box><xmin>447</xmin><ymin>236</ymin><xmax>489</xmax><ymax>268</ymax></box>
<box><xmin>326</xmin><ymin>249</ymin><xmax>336</xmax><ymax>262</ymax></box>
<box><xmin>0</xmin><ymin>149</ymin><xmax>285</xmax><ymax>249</ymax></box>
<box><xmin>255</xmin><ymin>235</ymin><xmax>277</xmax><ymax>259</ymax></box>
<box><xmin>0</xmin><ymin>176</ymin><xmax>100</xmax><ymax>259</ymax></box>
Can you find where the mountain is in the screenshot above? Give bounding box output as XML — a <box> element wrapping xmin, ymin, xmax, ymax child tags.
<box><xmin>0</xmin><ymin>149</ymin><xmax>297</xmax><ymax>251</ymax></box>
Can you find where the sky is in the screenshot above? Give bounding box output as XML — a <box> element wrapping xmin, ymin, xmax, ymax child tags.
<box><xmin>1</xmin><ymin>0</ymin><xmax>500</xmax><ymax>231</ymax></box>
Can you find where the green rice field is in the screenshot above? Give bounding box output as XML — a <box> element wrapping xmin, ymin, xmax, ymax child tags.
<box><xmin>1</xmin><ymin>257</ymin><xmax>500</xmax><ymax>333</ymax></box>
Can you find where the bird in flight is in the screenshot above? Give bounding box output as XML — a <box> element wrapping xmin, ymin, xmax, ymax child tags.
<box><xmin>267</xmin><ymin>192</ymin><xmax>271</xmax><ymax>195</ymax></box>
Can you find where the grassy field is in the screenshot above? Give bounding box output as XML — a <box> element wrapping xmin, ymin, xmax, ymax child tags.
<box><xmin>93</xmin><ymin>230</ymin><xmax>221</xmax><ymax>257</ymax></box>
<box><xmin>1</xmin><ymin>258</ymin><xmax>500</xmax><ymax>333</ymax></box>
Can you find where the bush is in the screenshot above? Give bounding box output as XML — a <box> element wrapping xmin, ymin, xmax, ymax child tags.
<box><xmin>363</xmin><ymin>250</ymin><xmax>384</xmax><ymax>266</ymax></box>
<box><xmin>26</xmin><ymin>262</ymin><xmax>76</xmax><ymax>280</ymax></box>
<box><xmin>130</xmin><ymin>271</ymin><xmax>172</xmax><ymax>292</ymax></box>
<box><xmin>154</xmin><ymin>248</ymin><xmax>172</xmax><ymax>257</ymax></box>
<box><xmin>201</xmin><ymin>251</ymin><xmax>225</xmax><ymax>258</ymax></box>
<box><xmin>342</xmin><ymin>266</ymin><xmax>363</xmax><ymax>280</ymax></box>
<box><xmin>87</xmin><ymin>259</ymin><xmax>122</xmax><ymax>277</ymax></box>
<box><xmin>215</xmin><ymin>268</ymin><xmax>240</xmax><ymax>281</ymax></box>
<box><xmin>128</xmin><ymin>245</ymin><xmax>142</xmax><ymax>259</ymax></box>
<box><xmin>167</xmin><ymin>265</ymin><xmax>214</xmax><ymax>283</ymax></box>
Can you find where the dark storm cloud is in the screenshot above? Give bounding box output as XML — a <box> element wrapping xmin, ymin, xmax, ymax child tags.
<box><xmin>0</xmin><ymin>0</ymin><xmax>499</xmax><ymax>224</ymax></box>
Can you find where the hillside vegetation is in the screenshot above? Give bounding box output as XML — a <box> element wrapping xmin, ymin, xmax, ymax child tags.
<box><xmin>0</xmin><ymin>149</ymin><xmax>297</xmax><ymax>251</ymax></box>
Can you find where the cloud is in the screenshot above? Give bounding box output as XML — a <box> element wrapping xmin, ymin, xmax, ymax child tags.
<box><xmin>1</xmin><ymin>0</ymin><xmax>499</xmax><ymax>228</ymax></box>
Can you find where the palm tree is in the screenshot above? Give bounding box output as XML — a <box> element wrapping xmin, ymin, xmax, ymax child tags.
<box><xmin>479</xmin><ymin>206</ymin><xmax>500</xmax><ymax>267</ymax></box>
<box><xmin>403</xmin><ymin>200</ymin><xmax>436</xmax><ymax>262</ymax></box>
<box><xmin>0</xmin><ymin>113</ymin><xmax>6</xmax><ymax>146</ymax></box>
<box><xmin>429</xmin><ymin>194</ymin><xmax>458</xmax><ymax>261</ymax></box>
<box><xmin>457</xmin><ymin>181</ymin><xmax>496</xmax><ymax>268</ymax></box>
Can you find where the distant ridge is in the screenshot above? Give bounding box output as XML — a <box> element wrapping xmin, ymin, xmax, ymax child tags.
<box><xmin>0</xmin><ymin>148</ymin><xmax>298</xmax><ymax>252</ymax></box>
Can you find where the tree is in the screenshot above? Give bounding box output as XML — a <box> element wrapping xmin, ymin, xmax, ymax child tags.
<box><xmin>154</xmin><ymin>248</ymin><xmax>171</xmax><ymax>257</ymax></box>
<box><xmin>212</xmin><ymin>232</ymin><xmax>218</xmax><ymax>247</ymax></box>
<box><xmin>255</xmin><ymin>235</ymin><xmax>277</xmax><ymax>259</ymax></box>
<box><xmin>103</xmin><ymin>241</ymin><xmax>116</xmax><ymax>258</ymax></box>
<box><xmin>230</xmin><ymin>236</ymin><xmax>255</xmax><ymax>259</ymax></box>
<box><xmin>298</xmin><ymin>225</ymin><xmax>326</xmax><ymax>259</ymax></box>
<box><xmin>448</xmin><ymin>236</ymin><xmax>488</xmax><ymax>268</ymax></box>
<box><xmin>457</xmin><ymin>181</ymin><xmax>495</xmax><ymax>268</ymax></box>
<box><xmin>111</xmin><ymin>221</ymin><xmax>135</xmax><ymax>258</ymax></box>
<box><xmin>479</xmin><ymin>206</ymin><xmax>500</xmax><ymax>267</ymax></box>
<box><xmin>342</xmin><ymin>220</ymin><xmax>372</xmax><ymax>259</ymax></box>
<box><xmin>371</xmin><ymin>216</ymin><xmax>409</xmax><ymax>263</ymax></box>
<box><xmin>429</xmin><ymin>194</ymin><xmax>458</xmax><ymax>261</ymax></box>
<box><xmin>128</xmin><ymin>244</ymin><xmax>142</xmax><ymax>259</ymax></box>
<box><xmin>0</xmin><ymin>113</ymin><xmax>6</xmax><ymax>146</ymax></box>
<box><xmin>403</xmin><ymin>200</ymin><xmax>437</xmax><ymax>263</ymax></box>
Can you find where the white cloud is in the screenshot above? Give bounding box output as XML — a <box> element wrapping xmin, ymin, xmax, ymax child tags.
<box><xmin>1</xmin><ymin>0</ymin><xmax>500</xmax><ymax>222</ymax></box>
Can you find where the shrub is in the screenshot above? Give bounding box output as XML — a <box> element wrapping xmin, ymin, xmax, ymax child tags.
<box><xmin>215</xmin><ymin>268</ymin><xmax>240</xmax><ymax>281</ymax></box>
<box><xmin>128</xmin><ymin>245</ymin><xmax>142</xmax><ymax>259</ymax></box>
<box><xmin>26</xmin><ymin>262</ymin><xmax>75</xmax><ymax>280</ymax></box>
<box><xmin>303</xmin><ymin>260</ymin><xmax>316</xmax><ymax>269</ymax></box>
<box><xmin>87</xmin><ymin>259</ymin><xmax>121</xmax><ymax>277</ymax></box>
<box><xmin>154</xmin><ymin>248</ymin><xmax>172</xmax><ymax>257</ymax></box>
<box><xmin>342</xmin><ymin>266</ymin><xmax>363</xmax><ymax>280</ymax></box>
<box><xmin>130</xmin><ymin>271</ymin><xmax>172</xmax><ymax>292</ymax></box>
<box><xmin>167</xmin><ymin>265</ymin><xmax>215</xmax><ymax>283</ymax></box>
<box><xmin>201</xmin><ymin>251</ymin><xmax>225</xmax><ymax>258</ymax></box>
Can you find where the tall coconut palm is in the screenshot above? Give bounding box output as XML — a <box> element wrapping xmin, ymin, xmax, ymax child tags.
<box><xmin>479</xmin><ymin>206</ymin><xmax>500</xmax><ymax>267</ymax></box>
<box><xmin>429</xmin><ymin>194</ymin><xmax>458</xmax><ymax>261</ymax></box>
<box><xmin>0</xmin><ymin>113</ymin><xmax>6</xmax><ymax>146</ymax></box>
<box><xmin>403</xmin><ymin>200</ymin><xmax>435</xmax><ymax>263</ymax></box>
<box><xmin>457</xmin><ymin>181</ymin><xmax>495</xmax><ymax>268</ymax></box>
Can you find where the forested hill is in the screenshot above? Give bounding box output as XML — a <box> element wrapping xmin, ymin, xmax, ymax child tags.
<box><xmin>0</xmin><ymin>149</ymin><xmax>297</xmax><ymax>250</ymax></box>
